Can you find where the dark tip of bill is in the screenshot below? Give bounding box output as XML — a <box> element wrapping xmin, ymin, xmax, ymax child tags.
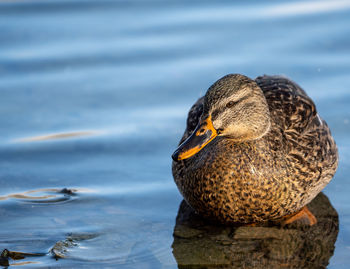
<box><xmin>172</xmin><ymin>150</ymin><xmax>180</xmax><ymax>162</ymax></box>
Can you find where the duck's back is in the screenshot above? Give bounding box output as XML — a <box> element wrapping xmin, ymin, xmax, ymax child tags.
<box><xmin>256</xmin><ymin>75</ymin><xmax>338</xmax><ymax>204</ymax></box>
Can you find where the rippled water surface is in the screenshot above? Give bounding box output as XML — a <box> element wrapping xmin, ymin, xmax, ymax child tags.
<box><xmin>0</xmin><ymin>0</ymin><xmax>350</xmax><ymax>268</ymax></box>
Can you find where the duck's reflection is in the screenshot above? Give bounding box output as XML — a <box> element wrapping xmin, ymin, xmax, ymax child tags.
<box><xmin>172</xmin><ymin>193</ymin><xmax>338</xmax><ymax>269</ymax></box>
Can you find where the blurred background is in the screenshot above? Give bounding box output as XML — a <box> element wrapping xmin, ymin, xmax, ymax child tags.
<box><xmin>0</xmin><ymin>0</ymin><xmax>349</xmax><ymax>268</ymax></box>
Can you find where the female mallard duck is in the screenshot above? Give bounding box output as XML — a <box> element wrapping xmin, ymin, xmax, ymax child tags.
<box><xmin>172</xmin><ymin>74</ymin><xmax>338</xmax><ymax>225</ymax></box>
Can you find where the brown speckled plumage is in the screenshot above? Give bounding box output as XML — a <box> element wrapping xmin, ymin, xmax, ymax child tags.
<box><xmin>172</xmin><ymin>74</ymin><xmax>338</xmax><ymax>224</ymax></box>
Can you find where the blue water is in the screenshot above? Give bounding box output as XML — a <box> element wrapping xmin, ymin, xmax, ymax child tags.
<box><xmin>0</xmin><ymin>0</ymin><xmax>350</xmax><ymax>268</ymax></box>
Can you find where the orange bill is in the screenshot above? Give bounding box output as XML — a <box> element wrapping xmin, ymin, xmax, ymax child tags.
<box><xmin>172</xmin><ymin>115</ymin><xmax>217</xmax><ymax>161</ymax></box>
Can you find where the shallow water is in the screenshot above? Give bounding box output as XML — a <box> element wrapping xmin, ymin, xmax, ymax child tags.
<box><xmin>0</xmin><ymin>0</ymin><xmax>350</xmax><ymax>268</ymax></box>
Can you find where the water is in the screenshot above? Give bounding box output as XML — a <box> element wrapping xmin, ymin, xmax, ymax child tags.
<box><xmin>0</xmin><ymin>0</ymin><xmax>349</xmax><ymax>267</ymax></box>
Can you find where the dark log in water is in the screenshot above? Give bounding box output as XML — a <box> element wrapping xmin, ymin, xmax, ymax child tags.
<box><xmin>172</xmin><ymin>192</ymin><xmax>338</xmax><ymax>269</ymax></box>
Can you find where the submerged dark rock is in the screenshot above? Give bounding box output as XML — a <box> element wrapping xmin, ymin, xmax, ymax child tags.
<box><xmin>0</xmin><ymin>249</ymin><xmax>9</xmax><ymax>266</ymax></box>
<box><xmin>51</xmin><ymin>233</ymin><xmax>98</xmax><ymax>259</ymax></box>
<box><xmin>0</xmin><ymin>248</ymin><xmax>45</xmax><ymax>266</ymax></box>
<box><xmin>172</xmin><ymin>192</ymin><xmax>338</xmax><ymax>269</ymax></box>
<box><xmin>59</xmin><ymin>188</ymin><xmax>76</xmax><ymax>195</ymax></box>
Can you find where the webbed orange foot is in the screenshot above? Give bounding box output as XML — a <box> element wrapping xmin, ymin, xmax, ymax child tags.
<box><xmin>282</xmin><ymin>206</ymin><xmax>317</xmax><ymax>226</ymax></box>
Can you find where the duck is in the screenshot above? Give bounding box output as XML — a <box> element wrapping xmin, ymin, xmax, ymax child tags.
<box><xmin>172</xmin><ymin>74</ymin><xmax>338</xmax><ymax>225</ymax></box>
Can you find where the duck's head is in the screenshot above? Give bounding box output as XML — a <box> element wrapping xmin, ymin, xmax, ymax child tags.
<box><xmin>172</xmin><ymin>74</ymin><xmax>271</xmax><ymax>162</ymax></box>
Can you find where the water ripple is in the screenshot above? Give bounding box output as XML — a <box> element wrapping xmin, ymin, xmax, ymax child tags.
<box><xmin>14</xmin><ymin>131</ymin><xmax>101</xmax><ymax>143</ymax></box>
<box><xmin>0</xmin><ymin>188</ymin><xmax>90</xmax><ymax>204</ymax></box>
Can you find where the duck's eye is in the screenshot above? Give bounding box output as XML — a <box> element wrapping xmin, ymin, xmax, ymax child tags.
<box><xmin>226</xmin><ymin>101</ymin><xmax>236</xmax><ymax>108</ymax></box>
<box><xmin>217</xmin><ymin>128</ymin><xmax>224</xmax><ymax>135</ymax></box>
